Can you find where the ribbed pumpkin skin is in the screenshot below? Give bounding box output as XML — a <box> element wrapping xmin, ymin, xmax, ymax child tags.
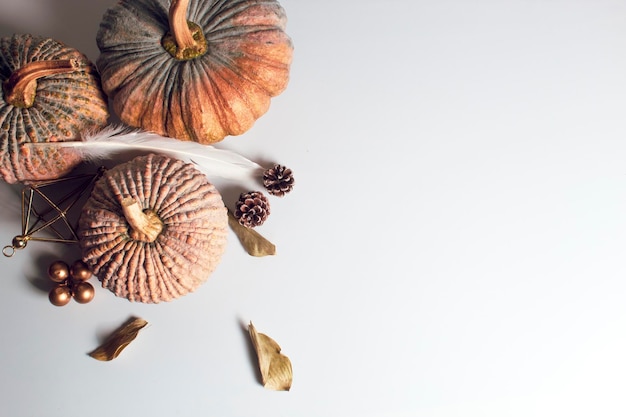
<box><xmin>0</xmin><ymin>34</ymin><xmax>109</xmax><ymax>183</ymax></box>
<box><xmin>78</xmin><ymin>154</ymin><xmax>228</xmax><ymax>303</ymax></box>
<box><xmin>97</xmin><ymin>0</ymin><xmax>293</xmax><ymax>144</ymax></box>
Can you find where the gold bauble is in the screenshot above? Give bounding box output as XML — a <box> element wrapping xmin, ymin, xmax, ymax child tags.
<box><xmin>49</xmin><ymin>285</ymin><xmax>72</xmax><ymax>306</ymax></box>
<box><xmin>70</xmin><ymin>260</ymin><xmax>92</xmax><ymax>281</ymax></box>
<box><xmin>72</xmin><ymin>282</ymin><xmax>95</xmax><ymax>304</ymax></box>
<box><xmin>48</xmin><ymin>260</ymin><xmax>70</xmax><ymax>283</ymax></box>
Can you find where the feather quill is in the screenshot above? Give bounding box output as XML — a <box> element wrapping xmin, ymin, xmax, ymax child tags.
<box><xmin>25</xmin><ymin>125</ymin><xmax>265</xmax><ymax>182</ymax></box>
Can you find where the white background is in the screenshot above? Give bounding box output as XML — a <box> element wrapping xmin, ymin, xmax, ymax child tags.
<box><xmin>2</xmin><ymin>1</ymin><xmax>626</xmax><ymax>416</ymax></box>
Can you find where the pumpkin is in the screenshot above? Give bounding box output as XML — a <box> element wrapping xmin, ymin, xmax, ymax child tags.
<box><xmin>96</xmin><ymin>0</ymin><xmax>293</xmax><ymax>144</ymax></box>
<box><xmin>77</xmin><ymin>153</ymin><xmax>228</xmax><ymax>303</ymax></box>
<box><xmin>0</xmin><ymin>34</ymin><xmax>109</xmax><ymax>183</ymax></box>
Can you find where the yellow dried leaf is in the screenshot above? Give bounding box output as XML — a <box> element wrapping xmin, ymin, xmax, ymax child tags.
<box><xmin>248</xmin><ymin>321</ymin><xmax>292</xmax><ymax>391</ymax></box>
<box><xmin>228</xmin><ymin>212</ymin><xmax>276</xmax><ymax>257</ymax></box>
<box><xmin>88</xmin><ymin>317</ymin><xmax>148</xmax><ymax>361</ymax></box>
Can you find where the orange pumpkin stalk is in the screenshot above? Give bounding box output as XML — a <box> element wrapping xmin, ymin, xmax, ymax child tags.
<box><xmin>163</xmin><ymin>0</ymin><xmax>207</xmax><ymax>60</ymax></box>
<box><xmin>120</xmin><ymin>198</ymin><xmax>164</xmax><ymax>243</ymax></box>
<box><xmin>3</xmin><ymin>59</ymin><xmax>81</xmax><ymax>108</ymax></box>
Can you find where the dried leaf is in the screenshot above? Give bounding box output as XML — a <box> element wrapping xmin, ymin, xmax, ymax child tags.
<box><xmin>88</xmin><ymin>317</ymin><xmax>148</xmax><ymax>361</ymax></box>
<box><xmin>248</xmin><ymin>321</ymin><xmax>292</xmax><ymax>391</ymax></box>
<box><xmin>228</xmin><ymin>212</ymin><xmax>276</xmax><ymax>257</ymax></box>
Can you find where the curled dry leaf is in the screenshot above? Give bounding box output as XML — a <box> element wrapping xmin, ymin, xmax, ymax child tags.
<box><xmin>228</xmin><ymin>212</ymin><xmax>276</xmax><ymax>257</ymax></box>
<box><xmin>248</xmin><ymin>321</ymin><xmax>292</xmax><ymax>391</ymax></box>
<box><xmin>88</xmin><ymin>317</ymin><xmax>148</xmax><ymax>361</ymax></box>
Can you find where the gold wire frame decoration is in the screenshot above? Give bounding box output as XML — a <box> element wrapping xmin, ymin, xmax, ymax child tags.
<box><xmin>2</xmin><ymin>168</ymin><xmax>105</xmax><ymax>257</ymax></box>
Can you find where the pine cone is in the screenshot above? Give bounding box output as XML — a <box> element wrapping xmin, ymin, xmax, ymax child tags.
<box><xmin>235</xmin><ymin>191</ymin><xmax>270</xmax><ymax>228</ymax></box>
<box><xmin>263</xmin><ymin>164</ymin><xmax>294</xmax><ymax>197</ymax></box>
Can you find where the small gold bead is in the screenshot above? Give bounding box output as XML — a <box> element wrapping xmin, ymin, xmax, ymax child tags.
<box><xmin>12</xmin><ymin>236</ymin><xmax>28</xmax><ymax>250</ymax></box>
<box><xmin>70</xmin><ymin>260</ymin><xmax>92</xmax><ymax>281</ymax></box>
<box><xmin>48</xmin><ymin>261</ymin><xmax>70</xmax><ymax>283</ymax></box>
<box><xmin>49</xmin><ymin>285</ymin><xmax>72</xmax><ymax>306</ymax></box>
<box><xmin>73</xmin><ymin>282</ymin><xmax>95</xmax><ymax>304</ymax></box>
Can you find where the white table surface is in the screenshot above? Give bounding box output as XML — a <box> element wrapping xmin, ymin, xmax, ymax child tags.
<box><xmin>2</xmin><ymin>1</ymin><xmax>626</xmax><ymax>416</ymax></box>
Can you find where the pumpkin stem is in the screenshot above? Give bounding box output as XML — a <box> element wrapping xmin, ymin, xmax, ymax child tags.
<box><xmin>2</xmin><ymin>59</ymin><xmax>81</xmax><ymax>108</ymax></box>
<box><xmin>163</xmin><ymin>0</ymin><xmax>208</xmax><ymax>60</ymax></box>
<box><xmin>121</xmin><ymin>198</ymin><xmax>163</xmax><ymax>243</ymax></box>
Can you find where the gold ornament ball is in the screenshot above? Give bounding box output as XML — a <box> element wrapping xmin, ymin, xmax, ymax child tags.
<box><xmin>72</xmin><ymin>282</ymin><xmax>95</xmax><ymax>304</ymax></box>
<box><xmin>70</xmin><ymin>260</ymin><xmax>92</xmax><ymax>281</ymax></box>
<box><xmin>49</xmin><ymin>285</ymin><xmax>72</xmax><ymax>306</ymax></box>
<box><xmin>48</xmin><ymin>260</ymin><xmax>70</xmax><ymax>283</ymax></box>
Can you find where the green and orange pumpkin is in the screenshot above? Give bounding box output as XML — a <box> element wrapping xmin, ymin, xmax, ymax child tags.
<box><xmin>97</xmin><ymin>0</ymin><xmax>294</xmax><ymax>144</ymax></box>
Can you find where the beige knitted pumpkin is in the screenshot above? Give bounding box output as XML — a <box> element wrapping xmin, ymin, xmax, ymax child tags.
<box><xmin>0</xmin><ymin>34</ymin><xmax>109</xmax><ymax>183</ymax></box>
<box><xmin>77</xmin><ymin>154</ymin><xmax>228</xmax><ymax>303</ymax></box>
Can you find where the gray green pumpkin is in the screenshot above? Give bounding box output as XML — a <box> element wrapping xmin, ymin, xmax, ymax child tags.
<box><xmin>0</xmin><ymin>34</ymin><xmax>109</xmax><ymax>183</ymax></box>
<box><xmin>97</xmin><ymin>0</ymin><xmax>293</xmax><ymax>144</ymax></box>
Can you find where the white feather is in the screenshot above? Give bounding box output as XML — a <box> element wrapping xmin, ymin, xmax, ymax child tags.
<box><xmin>26</xmin><ymin>125</ymin><xmax>265</xmax><ymax>182</ymax></box>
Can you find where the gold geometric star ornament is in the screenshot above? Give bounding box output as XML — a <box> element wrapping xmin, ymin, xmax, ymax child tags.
<box><xmin>2</xmin><ymin>168</ymin><xmax>105</xmax><ymax>257</ymax></box>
